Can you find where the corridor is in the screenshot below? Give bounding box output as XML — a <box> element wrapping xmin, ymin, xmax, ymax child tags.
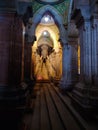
<box><xmin>0</xmin><ymin>1</ymin><xmax>98</xmax><ymax>130</ymax></box>
<box><xmin>21</xmin><ymin>83</ymin><xmax>98</xmax><ymax>130</ymax></box>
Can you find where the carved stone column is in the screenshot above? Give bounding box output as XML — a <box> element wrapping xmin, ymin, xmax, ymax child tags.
<box><xmin>9</xmin><ymin>16</ymin><xmax>23</xmax><ymax>85</ymax></box>
<box><xmin>59</xmin><ymin>21</ymin><xmax>78</xmax><ymax>90</ymax></box>
<box><xmin>22</xmin><ymin>28</ymin><xmax>36</xmax><ymax>83</ymax></box>
<box><xmin>91</xmin><ymin>14</ymin><xmax>98</xmax><ymax>85</ymax></box>
<box><xmin>88</xmin><ymin>13</ymin><xmax>98</xmax><ymax>112</ymax></box>
<box><xmin>71</xmin><ymin>8</ymin><xmax>98</xmax><ymax>116</ymax></box>
<box><xmin>59</xmin><ymin>43</ymin><xmax>73</xmax><ymax>90</ymax></box>
<box><xmin>24</xmin><ymin>42</ymin><xmax>32</xmax><ymax>80</ymax></box>
<box><xmin>0</xmin><ymin>2</ymin><xmax>34</xmax><ymax>129</ymax></box>
<box><xmin>83</xmin><ymin>19</ymin><xmax>92</xmax><ymax>84</ymax></box>
<box><xmin>0</xmin><ymin>13</ymin><xmax>11</xmax><ymax>86</ymax></box>
<box><xmin>0</xmin><ymin>10</ymin><xmax>29</xmax><ymax>126</ymax></box>
<box><xmin>23</xmin><ymin>34</ymin><xmax>36</xmax><ymax>101</ymax></box>
<box><xmin>58</xmin><ymin>24</ymin><xmax>71</xmax><ymax>90</ymax></box>
<box><xmin>68</xmin><ymin>20</ymin><xmax>79</xmax><ymax>85</ymax></box>
<box><xmin>24</xmin><ymin>35</ymin><xmax>36</xmax><ymax>80</ymax></box>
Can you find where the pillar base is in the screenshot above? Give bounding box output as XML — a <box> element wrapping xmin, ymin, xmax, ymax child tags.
<box><xmin>0</xmin><ymin>83</ymin><xmax>29</xmax><ymax>122</ymax></box>
<box><xmin>72</xmin><ymin>82</ymin><xmax>98</xmax><ymax>119</ymax></box>
<box><xmin>52</xmin><ymin>77</ymin><xmax>60</xmax><ymax>87</ymax></box>
<box><xmin>93</xmin><ymin>76</ymin><xmax>98</xmax><ymax>86</ymax></box>
<box><xmin>24</xmin><ymin>78</ymin><xmax>36</xmax><ymax>98</ymax></box>
<box><xmin>0</xmin><ymin>82</ymin><xmax>30</xmax><ymax>129</ymax></box>
<box><xmin>59</xmin><ymin>78</ymin><xmax>73</xmax><ymax>91</ymax></box>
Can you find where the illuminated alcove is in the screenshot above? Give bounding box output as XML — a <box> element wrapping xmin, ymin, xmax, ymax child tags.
<box><xmin>32</xmin><ymin>14</ymin><xmax>62</xmax><ymax>80</ymax></box>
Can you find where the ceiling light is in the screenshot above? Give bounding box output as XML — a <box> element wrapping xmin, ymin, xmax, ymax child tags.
<box><xmin>44</xmin><ymin>16</ymin><xmax>49</xmax><ymax>22</ymax></box>
<box><xmin>43</xmin><ymin>31</ymin><xmax>47</xmax><ymax>35</ymax></box>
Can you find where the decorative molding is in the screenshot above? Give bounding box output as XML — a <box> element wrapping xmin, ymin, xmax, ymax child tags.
<box><xmin>71</xmin><ymin>9</ymin><xmax>84</xmax><ymax>28</ymax></box>
<box><xmin>68</xmin><ymin>20</ymin><xmax>79</xmax><ymax>37</ymax></box>
<box><xmin>32</xmin><ymin>0</ymin><xmax>70</xmax><ymax>24</ymax></box>
<box><xmin>35</xmin><ymin>0</ymin><xmax>65</xmax><ymax>5</ymax></box>
<box><xmin>25</xmin><ymin>34</ymin><xmax>36</xmax><ymax>44</ymax></box>
<box><xmin>22</xmin><ymin>6</ymin><xmax>33</xmax><ymax>26</ymax></box>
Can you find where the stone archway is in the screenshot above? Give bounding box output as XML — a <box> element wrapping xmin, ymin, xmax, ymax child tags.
<box><xmin>26</xmin><ymin>5</ymin><xmax>67</xmax><ymax>45</ymax></box>
<box><xmin>29</xmin><ymin>5</ymin><xmax>66</xmax><ymax>80</ymax></box>
<box><xmin>25</xmin><ymin>4</ymin><xmax>75</xmax><ymax>89</ymax></box>
<box><xmin>69</xmin><ymin>1</ymin><xmax>98</xmax><ymax>113</ymax></box>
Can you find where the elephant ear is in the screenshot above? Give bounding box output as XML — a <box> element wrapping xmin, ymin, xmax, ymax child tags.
<box><xmin>36</xmin><ymin>47</ymin><xmax>41</xmax><ymax>56</ymax></box>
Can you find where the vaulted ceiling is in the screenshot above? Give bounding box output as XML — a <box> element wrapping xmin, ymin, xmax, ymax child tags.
<box><xmin>0</xmin><ymin>0</ymin><xmax>70</xmax><ymax>24</ymax></box>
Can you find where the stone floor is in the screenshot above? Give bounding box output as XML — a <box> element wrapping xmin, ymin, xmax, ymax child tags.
<box><xmin>1</xmin><ymin>82</ymin><xmax>98</xmax><ymax>130</ymax></box>
<box><xmin>20</xmin><ymin>82</ymin><xmax>98</xmax><ymax>130</ymax></box>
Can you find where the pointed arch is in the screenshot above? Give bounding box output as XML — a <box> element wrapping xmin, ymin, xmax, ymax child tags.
<box><xmin>68</xmin><ymin>0</ymin><xmax>73</xmax><ymax>23</ymax></box>
<box><xmin>32</xmin><ymin>5</ymin><xmax>64</xmax><ymax>26</ymax></box>
<box><xmin>27</xmin><ymin>5</ymin><xmax>68</xmax><ymax>45</ymax></box>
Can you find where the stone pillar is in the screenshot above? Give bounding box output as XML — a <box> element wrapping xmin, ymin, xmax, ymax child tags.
<box><xmin>24</xmin><ymin>36</ymin><xmax>36</xmax><ymax>95</ymax></box>
<box><xmin>87</xmin><ymin>14</ymin><xmax>98</xmax><ymax>112</ymax></box>
<box><xmin>24</xmin><ymin>18</ymin><xmax>37</xmax><ymax>79</ymax></box>
<box><xmin>68</xmin><ymin>21</ymin><xmax>79</xmax><ymax>85</ymax></box>
<box><xmin>24</xmin><ymin>42</ymin><xmax>32</xmax><ymax>80</ymax></box>
<box><xmin>71</xmin><ymin>8</ymin><xmax>98</xmax><ymax>115</ymax></box>
<box><xmin>74</xmin><ymin>18</ymin><xmax>92</xmax><ymax>84</ymax></box>
<box><xmin>58</xmin><ymin>24</ymin><xmax>72</xmax><ymax>90</ymax></box>
<box><xmin>9</xmin><ymin>16</ymin><xmax>23</xmax><ymax>85</ymax></box>
<box><xmin>71</xmin><ymin>12</ymin><xmax>92</xmax><ymax>109</ymax></box>
<box><xmin>59</xmin><ymin>44</ymin><xmax>74</xmax><ymax>90</ymax></box>
<box><xmin>83</xmin><ymin>19</ymin><xmax>92</xmax><ymax>84</ymax></box>
<box><xmin>59</xmin><ymin>21</ymin><xmax>78</xmax><ymax>91</ymax></box>
<box><xmin>24</xmin><ymin>34</ymin><xmax>36</xmax><ymax>79</ymax></box>
<box><xmin>0</xmin><ymin>13</ymin><xmax>12</xmax><ymax>86</ymax></box>
<box><xmin>0</xmin><ymin>10</ymin><xmax>29</xmax><ymax>126</ymax></box>
<box><xmin>91</xmin><ymin>14</ymin><xmax>98</xmax><ymax>85</ymax></box>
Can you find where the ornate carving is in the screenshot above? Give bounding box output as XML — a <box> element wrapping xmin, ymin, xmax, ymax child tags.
<box><xmin>25</xmin><ymin>35</ymin><xmax>36</xmax><ymax>44</ymax></box>
<box><xmin>32</xmin><ymin>0</ymin><xmax>70</xmax><ymax>25</ymax></box>
<box><xmin>68</xmin><ymin>20</ymin><xmax>79</xmax><ymax>37</ymax></box>
<box><xmin>22</xmin><ymin>6</ymin><xmax>33</xmax><ymax>26</ymax></box>
<box><xmin>71</xmin><ymin>9</ymin><xmax>84</xmax><ymax>28</ymax></box>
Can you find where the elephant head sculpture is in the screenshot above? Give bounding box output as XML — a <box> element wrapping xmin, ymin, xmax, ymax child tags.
<box><xmin>37</xmin><ymin>30</ymin><xmax>54</xmax><ymax>62</ymax></box>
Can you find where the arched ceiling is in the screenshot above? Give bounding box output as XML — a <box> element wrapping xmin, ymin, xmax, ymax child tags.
<box><xmin>32</xmin><ymin>0</ymin><xmax>70</xmax><ymax>24</ymax></box>
<box><xmin>39</xmin><ymin>0</ymin><xmax>60</xmax><ymax>2</ymax></box>
<box><xmin>17</xmin><ymin>0</ymin><xmax>70</xmax><ymax>24</ymax></box>
<box><xmin>18</xmin><ymin>0</ymin><xmax>65</xmax><ymax>4</ymax></box>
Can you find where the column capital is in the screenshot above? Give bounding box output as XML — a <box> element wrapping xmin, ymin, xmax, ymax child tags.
<box><xmin>71</xmin><ymin>9</ymin><xmax>84</xmax><ymax>28</ymax></box>
<box><xmin>68</xmin><ymin>20</ymin><xmax>79</xmax><ymax>38</ymax></box>
<box><xmin>58</xmin><ymin>36</ymin><xmax>68</xmax><ymax>47</ymax></box>
<box><xmin>25</xmin><ymin>34</ymin><xmax>36</xmax><ymax>45</ymax></box>
<box><xmin>91</xmin><ymin>13</ymin><xmax>98</xmax><ymax>20</ymax></box>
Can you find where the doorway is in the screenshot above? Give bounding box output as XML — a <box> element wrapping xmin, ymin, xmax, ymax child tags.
<box><xmin>32</xmin><ymin>13</ymin><xmax>62</xmax><ymax>81</ymax></box>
